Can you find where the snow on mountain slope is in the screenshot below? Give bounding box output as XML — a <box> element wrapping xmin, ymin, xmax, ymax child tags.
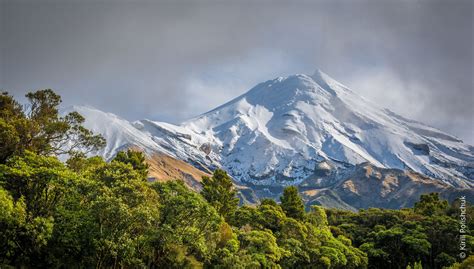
<box><xmin>72</xmin><ymin>70</ymin><xmax>474</xmax><ymax>188</ymax></box>
<box><xmin>68</xmin><ymin>105</ymin><xmax>219</xmax><ymax>171</ymax></box>
<box><xmin>65</xmin><ymin>106</ymin><xmax>169</xmax><ymax>160</ymax></box>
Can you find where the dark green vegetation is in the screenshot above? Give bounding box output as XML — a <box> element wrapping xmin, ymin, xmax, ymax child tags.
<box><xmin>327</xmin><ymin>193</ymin><xmax>474</xmax><ymax>269</ymax></box>
<box><xmin>0</xmin><ymin>90</ymin><xmax>472</xmax><ymax>268</ymax></box>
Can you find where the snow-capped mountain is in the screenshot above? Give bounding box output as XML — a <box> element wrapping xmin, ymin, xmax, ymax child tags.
<box><xmin>71</xmin><ymin>70</ymin><xmax>474</xmax><ymax>189</ymax></box>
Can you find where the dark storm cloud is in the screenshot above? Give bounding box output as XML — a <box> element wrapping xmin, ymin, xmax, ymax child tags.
<box><xmin>1</xmin><ymin>0</ymin><xmax>473</xmax><ymax>143</ymax></box>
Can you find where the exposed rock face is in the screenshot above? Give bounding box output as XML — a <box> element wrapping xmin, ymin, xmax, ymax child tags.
<box><xmin>238</xmin><ymin>161</ymin><xmax>474</xmax><ymax>210</ymax></box>
<box><xmin>300</xmin><ymin>163</ymin><xmax>474</xmax><ymax>210</ymax></box>
<box><xmin>199</xmin><ymin>143</ymin><xmax>212</xmax><ymax>155</ymax></box>
<box><xmin>404</xmin><ymin>141</ymin><xmax>430</xmax><ymax>155</ymax></box>
<box><xmin>314</xmin><ymin>161</ymin><xmax>333</xmax><ymax>177</ymax></box>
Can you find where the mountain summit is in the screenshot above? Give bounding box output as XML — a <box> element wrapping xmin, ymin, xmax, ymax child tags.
<box><xmin>72</xmin><ymin>70</ymin><xmax>474</xmax><ymax>191</ymax></box>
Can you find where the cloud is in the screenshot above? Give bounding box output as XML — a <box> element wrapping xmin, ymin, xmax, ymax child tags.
<box><xmin>1</xmin><ymin>0</ymin><xmax>472</xmax><ymax>143</ymax></box>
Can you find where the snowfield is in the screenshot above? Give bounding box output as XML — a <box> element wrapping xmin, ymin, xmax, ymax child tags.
<box><xmin>70</xmin><ymin>70</ymin><xmax>474</xmax><ymax>188</ymax></box>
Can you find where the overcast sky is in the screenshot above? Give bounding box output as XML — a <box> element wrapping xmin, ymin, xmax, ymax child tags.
<box><xmin>1</xmin><ymin>0</ymin><xmax>473</xmax><ymax>144</ymax></box>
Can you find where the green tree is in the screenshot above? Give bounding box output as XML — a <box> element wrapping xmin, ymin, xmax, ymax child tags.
<box><xmin>55</xmin><ymin>158</ymin><xmax>160</xmax><ymax>268</ymax></box>
<box><xmin>280</xmin><ymin>186</ymin><xmax>305</xmax><ymax>220</ymax></box>
<box><xmin>257</xmin><ymin>200</ymin><xmax>286</xmax><ymax>233</ymax></box>
<box><xmin>151</xmin><ymin>181</ymin><xmax>222</xmax><ymax>268</ymax></box>
<box><xmin>358</xmin><ymin>224</ymin><xmax>430</xmax><ymax>269</ymax></box>
<box><xmin>308</xmin><ymin>205</ymin><xmax>329</xmax><ymax>228</ymax></box>
<box><xmin>238</xmin><ymin>229</ymin><xmax>286</xmax><ymax>268</ymax></box>
<box><xmin>278</xmin><ymin>218</ymin><xmax>311</xmax><ymax>267</ymax></box>
<box><xmin>0</xmin><ymin>187</ymin><xmax>28</xmax><ymax>265</ymax></box>
<box><xmin>0</xmin><ymin>151</ymin><xmax>76</xmax><ymax>218</ymax></box>
<box><xmin>422</xmin><ymin>215</ymin><xmax>462</xmax><ymax>268</ymax></box>
<box><xmin>201</xmin><ymin>169</ymin><xmax>239</xmax><ymax>221</ymax></box>
<box><xmin>414</xmin><ymin>192</ymin><xmax>449</xmax><ymax>216</ymax></box>
<box><xmin>0</xmin><ymin>152</ymin><xmax>73</xmax><ymax>266</ymax></box>
<box><xmin>230</xmin><ymin>205</ymin><xmax>262</xmax><ymax>229</ymax></box>
<box><xmin>434</xmin><ymin>252</ymin><xmax>456</xmax><ymax>268</ymax></box>
<box><xmin>66</xmin><ymin>152</ymin><xmax>105</xmax><ymax>173</ymax></box>
<box><xmin>112</xmin><ymin>149</ymin><xmax>149</xmax><ymax>179</ymax></box>
<box><xmin>0</xmin><ymin>90</ymin><xmax>105</xmax><ymax>163</ymax></box>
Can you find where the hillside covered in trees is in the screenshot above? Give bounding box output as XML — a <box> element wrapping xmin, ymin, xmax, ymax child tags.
<box><xmin>0</xmin><ymin>90</ymin><xmax>472</xmax><ymax>268</ymax></box>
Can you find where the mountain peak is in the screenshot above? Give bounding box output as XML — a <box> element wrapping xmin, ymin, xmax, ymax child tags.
<box><xmin>75</xmin><ymin>70</ymin><xmax>474</xmax><ymax>189</ymax></box>
<box><xmin>239</xmin><ymin>72</ymin><xmax>337</xmax><ymax>110</ymax></box>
